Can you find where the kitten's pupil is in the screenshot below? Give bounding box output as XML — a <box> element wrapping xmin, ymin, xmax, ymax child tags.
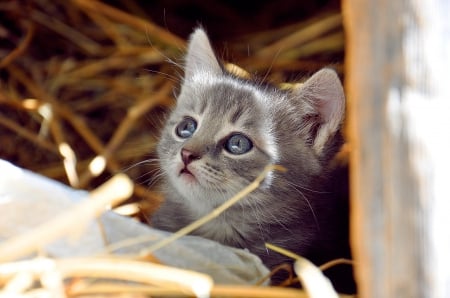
<box><xmin>225</xmin><ymin>134</ymin><xmax>253</xmax><ymax>155</ymax></box>
<box><xmin>176</xmin><ymin>117</ymin><xmax>197</xmax><ymax>138</ymax></box>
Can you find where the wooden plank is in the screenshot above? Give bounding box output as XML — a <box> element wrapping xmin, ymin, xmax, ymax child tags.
<box><xmin>343</xmin><ymin>1</ymin><xmax>450</xmax><ymax>297</ymax></box>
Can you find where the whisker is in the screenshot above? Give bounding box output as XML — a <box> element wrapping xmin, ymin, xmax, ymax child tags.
<box><xmin>144</xmin><ymin>27</ymin><xmax>184</xmax><ymax>68</ymax></box>
<box><xmin>143</xmin><ymin>170</ymin><xmax>165</xmax><ymax>187</ymax></box>
<box><xmin>284</xmin><ymin>180</ymin><xmax>320</xmax><ymax>231</ymax></box>
<box><xmin>121</xmin><ymin>158</ymin><xmax>159</xmax><ymax>173</ymax></box>
<box><xmin>260</xmin><ymin>49</ymin><xmax>281</xmax><ymax>84</ymax></box>
<box><xmin>283</xmin><ymin>177</ymin><xmax>330</xmax><ymax>194</ymax></box>
<box><xmin>142</xmin><ymin>68</ymin><xmax>180</xmax><ymax>84</ymax></box>
<box><xmin>134</xmin><ymin>167</ymin><xmax>160</xmax><ymax>181</ymax></box>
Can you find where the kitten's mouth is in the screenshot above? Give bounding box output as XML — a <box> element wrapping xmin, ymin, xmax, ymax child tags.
<box><xmin>179</xmin><ymin>167</ymin><xmax>196</xmax><ymax>179</ymax></box>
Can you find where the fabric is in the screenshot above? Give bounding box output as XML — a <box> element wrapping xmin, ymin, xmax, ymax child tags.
<box><xmin>0</xmin><ymin>159</ymin><xmax>269</xmax><ymax>285</ymax></box>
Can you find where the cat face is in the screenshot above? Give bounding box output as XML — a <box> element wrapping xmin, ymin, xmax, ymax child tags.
<box><xmin>157</xmin><ymin>28</ymin><xmax>345</xmax><ymax>211</ymax></box>
<box><xmin>158</xmin><ymin>76</ymin><xmax>278</xmax><ymax>208</ymax></box>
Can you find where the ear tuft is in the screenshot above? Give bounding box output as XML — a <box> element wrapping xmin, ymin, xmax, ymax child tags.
<box><xmin>184</xmin><ymin>28</ymin><xmax>222</xmax><ymax>79</ymax></box>
<box><xmin>296</xmin><ymin>68</ymin><xmax>345</xmax><ymax>155</ymax></box>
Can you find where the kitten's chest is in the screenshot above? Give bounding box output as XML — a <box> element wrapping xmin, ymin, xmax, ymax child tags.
<box><xmin>193</xmin><ymin>211</ymin><xmax>253</xmax><ymax>248</ymax></box>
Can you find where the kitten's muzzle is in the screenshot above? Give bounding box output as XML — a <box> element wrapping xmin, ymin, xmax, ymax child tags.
<box><xmin>179</xmin><ymin>148</ymin><xmax>199</xmax><ymax>179</ymax></box>
<box><xmin>181</xmin><ymin>148</ymin><xmax>201</xmax><ymax>166</ymax></box>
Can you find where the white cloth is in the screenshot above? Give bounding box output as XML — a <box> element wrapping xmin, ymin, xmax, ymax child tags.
<box><xmin>0</xmin><ymin>159</ymin><xmax>269</xmax><ymax>285</ymax></box>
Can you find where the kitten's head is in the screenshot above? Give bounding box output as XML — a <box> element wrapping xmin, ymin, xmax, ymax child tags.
<box><xmin>157</xmin><ymin>28</ymin><xmax>345</xmax><ymax>209</ymax></box>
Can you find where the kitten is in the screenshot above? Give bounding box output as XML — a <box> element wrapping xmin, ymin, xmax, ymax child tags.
<box><xmin>151</xmin><ymin>28</ymin><xmax>354</xmax><ymax>293</ymax></box>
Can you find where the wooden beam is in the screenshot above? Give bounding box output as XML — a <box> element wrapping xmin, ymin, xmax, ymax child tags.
<box><xmin>343</xmin><ymin>1</ymin><xmax>450</xmax><ymax>297</ymax></box>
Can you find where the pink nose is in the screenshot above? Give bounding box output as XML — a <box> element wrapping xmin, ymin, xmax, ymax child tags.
<box><xmin>181</xmin><ymin>148</ymin><xmax>200</xmax><ymax>165</ymax></box>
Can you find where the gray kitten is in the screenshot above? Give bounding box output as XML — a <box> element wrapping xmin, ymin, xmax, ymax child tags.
<box><xmin>152</xmin><ymin>28</ymin><xmax>353</xmax><ymax>292</ymax></box>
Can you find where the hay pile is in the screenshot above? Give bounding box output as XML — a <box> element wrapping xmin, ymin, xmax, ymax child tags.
<box><xmin>0</xmin><ymin>0</ymin><xmax>186</xmax><ymax>216</ymax></box>
<box><xmin>0</xmin><ymin>0</ymin><xmax>346</xmax><ymax>296</ymax></box>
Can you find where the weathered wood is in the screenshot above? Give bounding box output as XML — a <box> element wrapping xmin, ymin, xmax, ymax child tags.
<box><xmin>343</xmin><ymin>1</ymin><xmax>450</xmax><ymax>297</ymax></box>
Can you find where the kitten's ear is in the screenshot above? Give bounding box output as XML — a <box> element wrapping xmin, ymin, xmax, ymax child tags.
<box><xmin>296</xmin><ymin>68</ymin><xmax>345</xmax><ymax>155</ymax></box>
<box><xmin>184</xmin><ymin>28</ymin><xmax>222</xmax><ymax>78</ymax></box>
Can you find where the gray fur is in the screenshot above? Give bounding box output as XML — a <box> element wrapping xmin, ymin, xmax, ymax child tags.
<box><xmin>152</xmin><ymin>28</ymin><xmax>353</xmax><ymax>291</ymax></box>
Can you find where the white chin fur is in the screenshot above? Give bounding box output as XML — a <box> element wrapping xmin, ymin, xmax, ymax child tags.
<box><xmin>167</xmin><ymin>161</ymin><xmax>230</xmax><ymax>213</ymax></box>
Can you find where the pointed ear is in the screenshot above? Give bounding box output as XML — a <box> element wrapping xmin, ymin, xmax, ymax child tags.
<box><xmin>295</xmin><ymin>68</ymin><xmax>345</xmax><ymax>155</ymax></box>
<box><xmin>184</xmin><ymin>28</ymin><xmax>222</xmax><ymax>79</ymax></box>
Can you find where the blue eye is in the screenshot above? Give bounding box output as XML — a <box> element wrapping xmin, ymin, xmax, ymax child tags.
<box><xmin>176</xmin><ymin>117</ymin><xmax>197</xmax><ymax>138</ymax></box>
<box><xmin>225</xmin><ymin>134</ymin><xmax>253</xmax><ymax>155</ymax></box>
